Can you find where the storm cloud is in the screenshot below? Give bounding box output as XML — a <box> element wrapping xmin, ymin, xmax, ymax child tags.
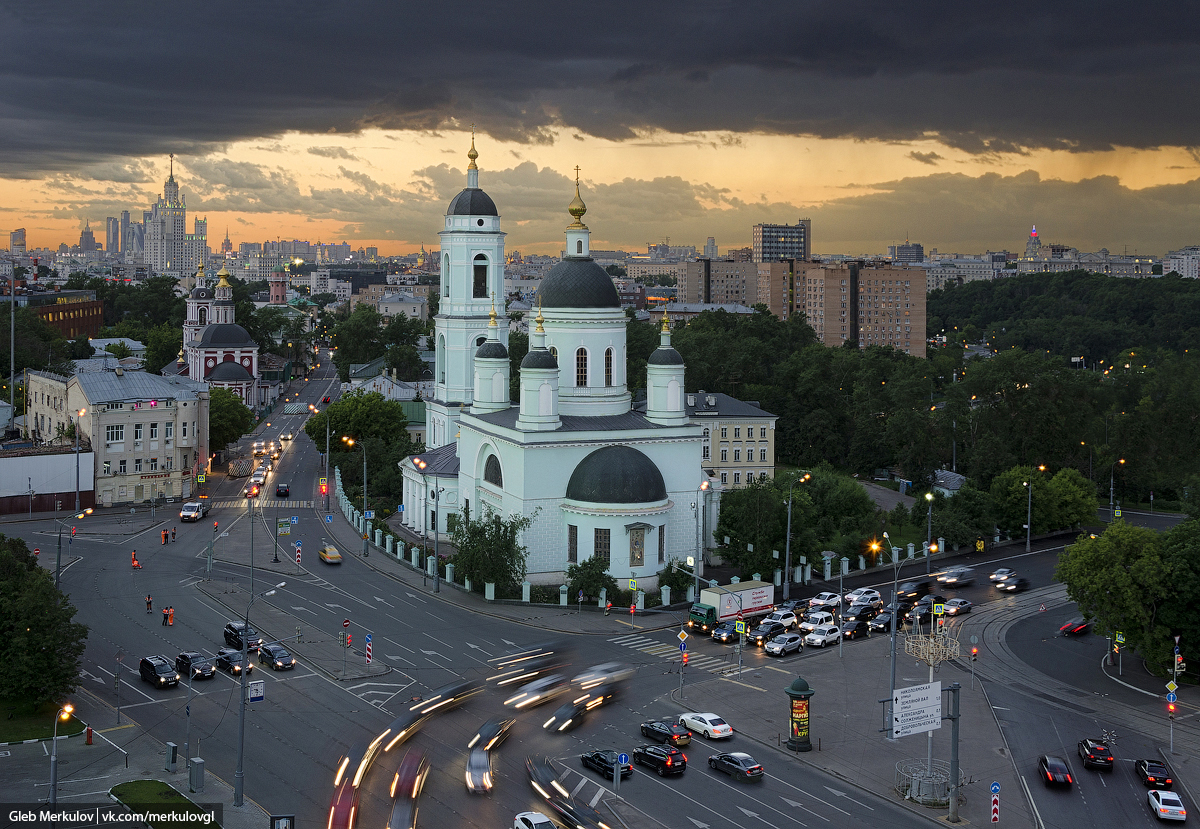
<box><xmin>0</xmin><ymin>1</ymin><xmax>1197</xmax><ymax>175</ymax></box>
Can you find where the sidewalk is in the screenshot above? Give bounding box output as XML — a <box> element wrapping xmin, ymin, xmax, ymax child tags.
<box><xmin>0</xmin><ymin>687</ymin><xmax>269</xmax><ymax>828</ymax></box>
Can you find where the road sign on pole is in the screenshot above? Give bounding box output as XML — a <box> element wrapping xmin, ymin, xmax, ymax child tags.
<box><xmin>290</xmin><ymin>515</ymin><xmax>298</xmax><ymax>525</ymax></box>
<box><xmin>1167</xmin><ymin>692</ymin><xmax>1177</xmax><ymax>703</ymax></box>
<box><xmin>248</xmin><ymin>680</ymin><xmax>265</xmax><ymax>703</ymax></box>
<box><xmin>342</xmin><ymin>619</ymin><xmax>350</xmax><ymax>628</ymax></box>
<box><xmin>677</xmin><ymin>630</ymin><xmax>688</xmax><ymax>642</ymax></box>
<box><xmin>325</xmin><ymin>515</ymin><xmax>333</xmax><ymax>523</ymax></box>
<box><xmin>679</xmin><ymin>641</ymin><xmax>687</xmax><ymax>653</ymax></box>
<box><xmin>277</xmin><ymin>519</ymin><xmax>290</xmax><ymax>536</ymax></box>
<box><xmin>892</xmin><ymin>680</ymin><xmax>942</xmax><ymax>738</ymax></box>
<box><xmin>365</xmin><ymin>633</ymin><xmax>372</xmax><ymax>664</ymax></box>
<box><xmin>365</xmin><ymin>510</ymin><xmax>375</xmax><ymax>519</ymax></box>
<box><xmin>991</xmin><ymin>781</ymin><xmax>1000</xmax><ymax>794</ymax></box>
<box><xmin>991</xmin><ymin>794</ymin><xmax>999</xmax><ymax>823</ymax></box>
<box><xmin>296</xmin><ymin>549</ymin><xmax>301</xmax><ymax>565</ymax></box>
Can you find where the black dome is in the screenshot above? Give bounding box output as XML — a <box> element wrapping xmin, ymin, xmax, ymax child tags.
<box><xmin>566</xmin><ymin>446</ymin><xmax>667</xmax><ymax>504</ymax></box>
<box><xmin>447</xmin><ymin>188</ymin><xmax>498</xmax><ymax>217</ymax></box>
<box><xmin>198</xmin><ymin>323</ymin><xmax>256</xmax><ymax>347</ymax></box>
<box><xmin>537</xmin><ymin>258</ymin><xmax>620</xmax><ymax>309</ymax></box>
<box><xmin>190</xmin><ymin>286</ymin><xmax>213</xmax><ymax>300</ymax></box>
<box><xmin>520</xmin><ymin>349</ymin><xmax>558</xmax><ymax>370</ymax></box>
<box><xmin>476</xmin><ymin>341</ymin><xmax>509</xmax><ymax>359</ymax></box>
<box><xmin>648</xmin><ymin>347</ymin><xmax>683</xmax><ymax>366</ymax></box>
<box><xmin>207</xmin><ymin>360</ymin><xmax>253</xmax><ymax>381</ymax></box>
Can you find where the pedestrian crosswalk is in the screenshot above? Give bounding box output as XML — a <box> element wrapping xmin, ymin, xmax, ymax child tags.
<box><xmin>209</xmin><ymin>499</ymin><xmax>314</xmax><ymax>510</ymax></box>
<box><xmin>608</xmin><ymin>633</ymin><xmax>738</xmax><ymax>675</ymax></box>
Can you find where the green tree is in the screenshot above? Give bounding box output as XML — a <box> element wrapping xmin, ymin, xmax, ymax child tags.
<box><xmin>104</xmin><ymin>341</ymin><xmax>133</xmax><ymax>359</ymax></box>
<box><xmin>208</xmin><ymin>387</ymin><xmax>255</xmax><ymax>451</ymax></box>
<box><xmin>657</xmin><ymin>558</ymin><xmax>695</xmax><ymax>600</ymax></box>
<box><xmin>310</xmin><ymin>292</ymin><xmax>337</xmax><ymax>308</ymax></box>
<box><xmin>331</xmin><ymin>305</ymin><xmax>386</xmax><ymax>380</ymax></box>
<box><xmin>143</xmin><ymin>323</ymin><xmax>184</xmax><ymax>374</ymax></box>
<box><xmin>567</xmin><ymin>555</ymin><xmax>619</xmax><ymax>603</ymax></box>
<box><xmin>712</xmin><ymin>477</ymin><xmax>787</xmax><ymax>577</ymax></box>
<box><xmin>384</xmin><ymin>344</ymin><xmax>425</xmax><ymax>382</ymax></box>
<box><xmin>1046</xmin><ymin>467</ymin><xmax>1099</xmax><ymax>529</ymax></box>
<box><xmin>0</xmin><ymin>535</ymin><xmax>88</xmax><ymax>704</ymax></box>
<box><xmin>449</xmin><ymin>507</ymin><xmax>535</xmax><ymax>592</ymax></box>
<box><xmin>383</xmin><ymin>313</ymin><xmax>426</xmax><ymax>348</ymax></box>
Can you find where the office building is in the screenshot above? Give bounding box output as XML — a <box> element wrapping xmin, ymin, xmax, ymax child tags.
<box><xmin>889</xmin><ymin>241</ymin><xmax>924</xmax><ymax>263</ymax></box>
<box><xmin>144</xmin><ymin>156</ymin><xmax>208</xmax><ymax>276</ymax></box>
<box><xmin>683</xmin><ymin>392</ymin><xmax>777</xmax><ymax>488</ymax></box>
<box><xmin>703</xmin><ymin>237</ymin><xmax>718</xmax><ymax>259</ymax></box>
<box><xmin>120</xmin><ymin>211</ymin><xmax>130</xmax><ymax>255</ymax></box>
<box><xmin>106</xmin><ymin>218</ymin><xmax>121</xmax><ymax>256</ymax></box>
<box><xmin>752</xmin><ymin>218</ymin><xmax>811</xmax><ymax>263</ymax></box>
<box><xmin>9</xmin><ymin>228</ymin><xmax>26</xmax><ymax>257</ymax></box>
<box><xmin>26</xmin><ymin>290</ymin><xmax>105</xmax><ymax>340</ymax></box>
<box><xmin>79</xmin><ymin>221</ymin><xmax>98</xmax><ymax>253</ymax></box>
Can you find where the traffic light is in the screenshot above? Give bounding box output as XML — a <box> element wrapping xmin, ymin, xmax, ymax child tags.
<box><xmin>338</xmin><ymin>631</ymin><xmax>345</xmax><ymax>647</ymax></box>
<box><xmin>682</xmin><ymin>652</ymin><xmax>689</xmax><ymax>666</ymax></box>
<box><xmin>320</xmin><ymin>482</ymin><xmax>328</xmax><ymax>495</ymax></box>
<box><xmin>1177</xmin><ymin>654</ymin><xmax>1185</xmax><ymax>669</ymax></box>
<box><xmin>929</xmin><ymin>542</ymin><xmax>939</xmax><ymax>554</ymax></box>
<box><xmin>971</xmin><ymin>647</ymin><xmax>978</xmax><ymax>662</ymax></box>
<box><xmin>346</xmin><ymin>634</ymin><xmax>352</xmax><ymax>647</ymax></box>
<box><xmin>1169</xmin><ymin>702</ymin><xmax>1176</xmax><ymax>720</ymax></box>
<box><xmin>1113</xmin><ymin>642</ymin><xmax>1120</xmax><ymax>654</ymax></box>
<box><xmin>213</xmin><ymin>521</ymin><xmax>219</xmax><ymax>531</ymax></box>
<box><xmin>71</xmin><ymin>526</ymin><xmax>76</xmax><ymax>537</ymax></box>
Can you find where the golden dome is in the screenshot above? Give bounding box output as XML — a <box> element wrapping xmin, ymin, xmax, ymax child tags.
<box><xmin>661</xmin><ymin>311</ymin><xmax>671</xmax><ymax>333</ymax></box>
<box><xmin>489</xmin><ymin>293</ymin><xmax>498</xmax><ymax>327</ymax></box>
<box><xmin>567</xmin><ymin>165</ymin><xmax>587</xmax><ymax>229</ymax></box>
<box><xmin>535</xmin><ymin>298</ymin><xmax>545</xmax><ymax>333</ymax></box>
<box><xmin>216</xmin><ymin>265</ymin><xmax>231</xmax><ymax>288</ymax></box>
<box><xmin>467</xmin><ymin>126</ymin><xmax>479</xmax><ymax>171</ymax></box>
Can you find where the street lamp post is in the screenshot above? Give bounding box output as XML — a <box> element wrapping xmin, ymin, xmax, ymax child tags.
<box><xmin>1026</xmin><ymin>464</ymin><xmax>1046</xmax><ymax>552</ymax></box>
<box><xmin>1109</xmin><ymin>458</ymin><xmax>1125</xmax><ymax>520</ymax></box>
<box><xmin>49</xmin><ymin>702</ymin><xmax>74</xmax><ymax>805</ymax></box>
<box><xmin>233</xmin><ymin>580</ymin><xmax>284</xmax><ymax>807</ymax></box>
<box><xmin>925</xmin><ymin>492</ymin><xmax>934</xmax><ymax>574</ymax></box>
<box><xmin>54</xmin><ymin>509</ymin><xmax>92</xmax><ymax>590</ymax></box>
<box><xmin>693</xmin><ymin>481</ymin><xmax>710</xmax><ymax>601</ymax></box>
<box><xmin>309</xmin><ymin>403</ymin><xmax>330</xmax><ymax>476</ymax></box>
<box><xmin>343</xmin><ymin>436</ymin><xmax>368</xmax><ymax>557</ymax></box>
<box><xmin>412</xmin><ymin>458</ymin><xmax>441</xmax><ymax>593</ymax></box>
<box><xmin>783</xmin><ymin>472</ymin><xmax>811</xmax><ymax>602</ymax></box>
<box><xmin>73</xmin><ymin>408</ymin><xmax>85</xmax><ymax>513</ymax></box>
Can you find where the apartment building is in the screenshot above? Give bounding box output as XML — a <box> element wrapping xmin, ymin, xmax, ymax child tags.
<box><xmin>678</xmin><ymin>260</ymin><xmax>759</xmax><ymax>305</ymax></box>
<box><xmin>26</xmin><ymin>368</ymin><xmax>210</xmax><ymax>507</ymax></box>
<box><xmin>684</xmin><ymin>391</ymin><xmax>777</xmax><ymax>488</ymax></box>
<box><xmin>752</xmin><ymin>218</ymin><xmax>811</xmax><ymax>263</ymax></box>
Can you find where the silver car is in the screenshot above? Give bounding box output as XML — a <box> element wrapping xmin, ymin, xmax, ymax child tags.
<box><xmin>764</xmin><ymin>632</ymin><xmax>804</xmax><ymax>656</ymax></box>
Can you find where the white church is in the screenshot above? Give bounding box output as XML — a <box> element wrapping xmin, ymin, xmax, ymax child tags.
<box><xmin>400</xmin><ymin>140</ymin><xmax>715</xmax><ymax>585</ymax></box>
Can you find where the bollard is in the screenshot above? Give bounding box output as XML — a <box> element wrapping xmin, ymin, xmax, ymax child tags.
<box><xmin>598</xmin><ymin>587</ymin><xmax>607</xmax><ymax>609</ymax></box>
<box><xmin>661</xmin><ymin>585</ymin><xmax>671</xmax><ymax>606</ymax></box>
<box><xmin>485</xmin><ymin>582</ymin><xmax>495</xmax><ymax>601</ymax></box>
<box><xmin>86</xmin><ymin>726</ymin><xmax>92</xmax><ymax>745</ymax></box>
<box><xmin>522</xmin><ymin>581</ymin><xmax>531</xmax><ymax>603</ymax></box>
<box><xmin>445</xmin><ymin>563</ymin><xmax>455</xmax><ymax>585</ymax></box>
<box><xmin>165</xmin><ymin>742</ymin><xmax>178</xmax><ymax>773</ymax></box>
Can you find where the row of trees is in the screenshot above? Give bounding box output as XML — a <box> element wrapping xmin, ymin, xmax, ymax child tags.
<box><xmin>328</xmin><ymin>304</ymin><xmax>428</xmax><ymax>383</ymax></box>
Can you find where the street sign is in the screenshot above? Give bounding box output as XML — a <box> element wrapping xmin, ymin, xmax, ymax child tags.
<box><xmin>677</xmin><ymin>630</ymin><xmax>688</xmax><ymax>642</ymax></box>
<box><xmin>319</xmin><ymin>477</ymin><xmax>327</xmax><ymax>486</ymax></box>
<box><xmin>197</xmin><ymin>474</ymin><xmax>206</xmax><ymax>483</ymax></box>
<box><xmin>365</xmin><ymin>633</ymin><xmax>372</xmax><ymax>664</ymax></box>
<box><xmin>1175</xmin><ymin>645</ymin><xmax>1181</xmax><ymax>655</ymax></box>
<box><xmin>991</xmin><ymin>794</ymin><xmax>999</xmax><ymax>823</ymax></box>
<box><xmin>1167</xmin><ymin>681</ymin><xmax>1179</xmax><ymax>693</ymax></box>
<box><xmin>325</xmin><ymin>515</ymin><xmax>333</xmax><ymax>523</ymax></box>
<box><xmin>33</xmin><ymin>548</ymin><xmax>39</xmax><ymax>556</ymax></box>
<box><xmin>290</xmin><ymin>515</ymin><xmax>299</xmax><ymax>525</ymax></box>
<box><xmin>617</xmin><ymin>753</ymin><xmax>629</xmax><ymax>765</ymax></box>
<box><xmin>248</xmin><ymin>680</ymin><xmax>265</xmax><ymax>703</ymax></box>
<box><xmin>1116</xmin><ymin>632</ymin><xmax>1125</xmax><ymax>644</ymax></box>
<box><xmin>1115</xmin><ymin>508</ymin><xmax>1122</xmax><ymax>517</ymax></box>
<box><xmin>296</xmin><ymin>550</ymin><xmax>301</xmax><ymax>565</ymax></box>
<box><xmin>398</xmin><ymin>505</ymin><xmax>404</xmax><ymax>513</ymax></box>
<box><xmin>343</xmin><ymin>618</ymin><xmax>350</xmax><ymax>628</ymax></box>
<box><xmin>933</xmin><ymin>603</ymin><xmax>945</xmax><ymax>616</ymax></box>
<box><xmin>628</xmin><ymin>579</ymin><xmax>637</xmax><ymax>590</ymax></box>
<box><xmin>735</xmin><ymin>620</ymin><xmax>746</xmax><ymax>634</ymax></box>
<box><xmin>295</xmin><ymin>539</ymin><xmax>302</xmax><ymax>547</ymax></box>
<box><xmin>365</xmin><ymin>510</ymin><xmax>375</xmax><ymax>519</ymax></box>
<box><xmin>679</xmin><ymin>641</ymin><xmax>687</xmax><ymax>653</ymax></box>
<box><xmin>578</xmin><ymin>589</ymin><xmax>584</xmax><ymax>601</ymax></box>
<box><xmin>892</xmin><ymin>680</ymin><xmax>942</xmax><ymax>738</ymax></box>
<box><xmin>277</xmin><ymin>519</ymin><xmax>291</xmax><ymax>536</ymax></box>
<box><xmin>1167</xmin><ymin>692</ymin><xmax>1178</xmax><ymax>703</ymax></box>
<box><xmin>991</xmin><ymin>781</ymin><xmax>1001</xmax><ymax>794</ymax></box>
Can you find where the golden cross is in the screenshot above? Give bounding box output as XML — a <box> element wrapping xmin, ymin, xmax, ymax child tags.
<box><xmin>574</xmin><ymin>165</ymin><xmax>580</xmax><ymax>185</ymax></box>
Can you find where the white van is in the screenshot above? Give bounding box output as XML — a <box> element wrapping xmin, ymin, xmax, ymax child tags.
<box><xmin>798</xmin><ymin>611</ymin><xmax>835</xmax><ymax>633</ymax></box>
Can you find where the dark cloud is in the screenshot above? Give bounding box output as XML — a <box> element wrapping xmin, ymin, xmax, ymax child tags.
<box><xmin>0</xmin><ymin>2</ymin><xmax>1197</xmax><ymax>175</ymax></box>
<box><xmin>908</xmin><ymin>151</ymin><xmax>943</xmax><ymax>166</ymax></box>
<box><xmin>307</xmin><ymin>146</ymin><xmax>358</xmax><ymax>160</ymax></box>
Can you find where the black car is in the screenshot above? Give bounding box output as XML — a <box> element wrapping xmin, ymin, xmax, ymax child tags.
<box><xmin>633</xmin><ymin>744</ymin><xmax>687</xmax><ymax>776</ymax></box>
<box><xmin>1078</xmin><ymin>738</ymin><xmax>1114</xmax><ymax>770</ymax></box>
<box><xmin>640</xmin><ymin>720</ymin><xmax>692</xmax><ymax>746</ymax></box>
<box><xmin>776</xmin><ymin>599</ymin><xmax>808</xmax><ymax>613</ymax></box>
<box><xmin>869</xmin><ymin>611</ymin><xmax>899</xmax><ymax>634</ymax></box>
<box><xmin>139</xmin><ymin>655</ymin><xmax>180</xmax><ymax>687</ymax></box>
<box><xmin>707</xmin><ymin>751</ymin><xmax>764</xmax><ymax>780</ymax></box>
<box><xmin>275</xmin><ymin>483</ymin><xmax>290</xmax><ymax>498</ymax></box>
<box><xmin>840</xmin><ymin>620</ymin><xmax>870</xmax><ymax>640</ymax></box>
<box><xmin>749</xmin><ymin>621</ymin><xmax>786</xmax><ymax>646</ymax></box>
<box><xmin>843</xmin><ymin>604</ymin><xmax>879</xmax><ymax>623</ymax></box>
<box><xmin>711</xmin><ymin>621</ymin><xmax>739</xmax><ymax>644</ymax></box>
<box><xmin>907</xmin><ymin>605</ymin><xmax>932</xmax><ymax>623</ymax></box>
<box><xmin>323</xmin><ymin>396</ymin><xmax>332</xmax><ymax>404</ymax></box>
<box><xmin>412</xmin><ymin>679</ymin><xmax>482</xmax><ymax>715</ymax></box>
<box><xmin>544</xmin><ymin>699</ymin><xmax>590</xmax><ymax>733</ymax></box>
<box><xmin>379</xmin><ymin>710</ymin><xmax>431</xmax><ymax>754</ymax></box>
<box><xmin>884</xmin><ymin>598</ymin><xmax>916</xmax><ymax>616</ymax></box>
<box><xmin>1059</xmin><ymin>617</ymin><xmax>1091</xmax><ymax>636</ymax></box>
<box><xmin>547</xmin><ymin>797</ymin><xmax>610</xmax><ymax>829</ymax></box>
<box><xmin>468</xmin><ymin>716</ymin><xmax>515</xmax><ymax>751</ymax></box>
<box><xmin>998</xmin><ymin>577</ymin><xmax>1031</xmax><ymax>593</ymax></box>
<box><xmin>581</xmin><ymin>749</ymin><xmax>633</xmax><ymax>779</ymax></box>
<box><xmin>259</xmin><ymin>642</ymin><xmax>296</xmax><ymax>670</ymax></box>
<box><xmin>526</xmin><ymin>755</ymin><xmax>569</xmax><ymax>800</ymax></box>
<box><xmin>215</xmin><ymin>647</ymin><xmax>254</xmax><ymax>675</ymax></box>
<box><xmin>1038</xmin><ymin>755</ymin><xmax>1073</xmax><ymax>786</ymax></box>
<box><xmin>897</xmin><ymin>580</ymin><xmax>933</xmax><ymax>599</ymax></box>
<box><xmin>175</xmin><ymin>652</ymin><xmax>215</xmax><ymax>680</ymax></box>
<box><xmin>1135</xmin><ymin>758</ymin><xmax>1174</xmax><ymax>789</ymax></box>
<box><xmin>223</xmin><ymin>621</ymin><xmax>262</xmax><ymax>651</ymax></box>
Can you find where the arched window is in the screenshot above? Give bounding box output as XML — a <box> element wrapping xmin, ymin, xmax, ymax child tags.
<box><xmin>437</xmin><ymin>335</ymin><xmax>446</xmax><ymax>384</ymax></box>
<box><xmin>576</xmin><ymin>240</ymin><xmax>583</xmax><ymax>254</ymax></box>
<box><xmin>198</xmin><ymin>307</ymin><xmax>207</xmax><ymax>325</ymax></box>
<box><xmin>473</xmin><ymin>254</ymin><xmax>488</xmax><ymax>298</ymax></box>
<box><xmin>703</xmin><ymin>428</ymin><xmax>710</xmax><ymax>438</ymax></box>
<box><xmin>604</xmin><ymin>348</ymin><xmax>613</xmax><ymax>386</ymax></box>
<box><xmin>484</xmin><ymin>454</ymin><xmax>503</xmax><ymax>487</ymax></box>
<box><xmin>442</xmin><ymin>255</ymin><xmax>450</xmax><ymax>297</ymax></box>
<box><xmin>575</xmin><ymin>348</ymin><xmax>588</xmax><ymax>387</ymax></box>
<box><xmin>549</xmin><ymin>346</ymin><xmax>557</xmax><ymax>360</ymax></box>
<box><xmin>476</xmin><ymin>336</ymin><xmax>486</xmax><ymax>347</ymax></box>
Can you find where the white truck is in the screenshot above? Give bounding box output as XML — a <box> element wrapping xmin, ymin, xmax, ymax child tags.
<box><xmin>688</xmin><ymin>580</ymin><xmax>776</xmax><ymax>632</ymax></box>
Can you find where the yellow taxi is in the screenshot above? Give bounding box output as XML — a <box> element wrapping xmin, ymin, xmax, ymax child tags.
<box><xmin>318</xmin><ymin>545</ymin><xmax>342</xmax><ymax>564</ymax></box>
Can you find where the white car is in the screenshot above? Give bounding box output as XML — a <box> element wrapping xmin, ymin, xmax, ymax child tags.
<box><xmin>938</xmin><ymin>567</ymin><xmax>975</xmax><ymax>586</ymax></box>
<box><xmin>1149</xmin><ymin>789</ymin><xmax>1187</xmax><ymax>821</ymax></box>
<box><xmin>808</xmin><ymin>592</ymin><xmax>840</xmax><ymax>609</ymax></box>
<box><xmin>764</xmin><ymin>632</ymin><xmax>804</xmax><ymax>656</ymax></box>
<box><xmin>798</xmin><ymin>611</ymin><xmax>835</xmax><ymax>633</ymax></box>
<box><xmin>944</xmin><ymin>598</ymin><xmax>973</xmax><ymax>615</ymax></box>
<box><xmin>572</xmin><ymin>662</ymin><xmax>634</xmax><ymax>689</ymax></box>
<box><xmin>990</xmin><ymin>568</ymin><xmax>1017</xmax><ymax>582</ymax></box>
<box><xmin>503</xmin><ymin>674</ymin><xmax>568</xmax><ymax>709</ymax></box>
<box><xmin>843</xmin><ymin>588</ymin><xmax>882</xmax><ymax>606</ymax></box>
<box><xmin>764</xmin><ymin>610</ymin><xmax>798</xmax><ymax>630</ymax></box>
<box><xmin>514</xmin><ymin>813</ymin><xmax>556</xmax><ymax>829</ymax></box>
<box><xmin>805</xmin><ymin>624</ymin><xmax>841</xmax><ymax>648</ymax></box>
<box><xmin>677</xmin><ymin>712</ymin><xmax>733</xmax><ymax>739</ymax></box>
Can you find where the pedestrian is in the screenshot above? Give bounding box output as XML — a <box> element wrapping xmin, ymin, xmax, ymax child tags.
<box><xmin>171</xmin><ymin>527</ymin><xmax>177</xmax><ymax>542</ymax></box>
<box><xmin>168</xmin><ymin>607</ymin><xmax>174</xmax><ymax>626</ymax></box>
<box><xmin>162</xmin><ymin>529</ymin><xmax>168</xmax><ymax>545</ymax></box>
<box><xmin>146</xmin><ymin>595</ymin><xmax>152</xmax><ymax>614</ymax></box>
<box><xmin>162</xmin><ymin>607</ymin><xmax>169</xmax><ymax>626</ymax></box>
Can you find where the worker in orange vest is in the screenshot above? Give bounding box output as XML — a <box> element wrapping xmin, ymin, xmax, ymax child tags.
<box><xmin>168</xmin><ymin>607</ymin><xmax>175</xmax><ymax>626</ymax></box>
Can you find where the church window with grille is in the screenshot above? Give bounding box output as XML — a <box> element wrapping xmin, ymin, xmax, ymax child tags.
<box><xmin>594</xmin><ymin>528</ymin><xmax>610</xmax><ymax>566</ymax></box>
<box><xmin>576</xmin><ymin>348</ymin><xmax>588</xmax><ymax>387</ymax></box>
<box><xmin>604</xmin><ymin>348</ymin><xmax>613</xmax><ymax>387</ymax></box>
<box><xmin>473</xmin><ymin>255</ymin><xmax>488</xmax><ymax>298</ymax></box>
<box><xmin>484</xmin><ymin>454</ymin><xmax>503</xmax><ymax>487</ymax></box>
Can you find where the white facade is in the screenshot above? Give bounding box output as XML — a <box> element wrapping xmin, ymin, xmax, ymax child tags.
<box><xmin>1164</xmin><ymin>246</ymin><xmax>1200</xmax><ymax>279</ymax></box>
<box><xmin>400</xmin><ymin>149</ymin><xmax>709</xmax><ymax>585</ymax></box>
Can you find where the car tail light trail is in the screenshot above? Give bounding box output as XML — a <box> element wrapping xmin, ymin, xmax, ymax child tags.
<box><xmin>1066</xmin><ymin>774</ymin><xmax>1071</xmax><ymax>783</ymax></box>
